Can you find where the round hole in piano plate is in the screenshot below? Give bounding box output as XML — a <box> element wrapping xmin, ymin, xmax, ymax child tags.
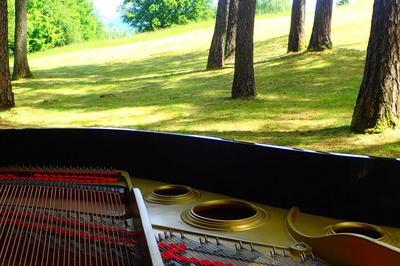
<box><xmin>182</xmin><ymin>199</ymin><xmax>266</xmax><ymax>232</ymax></box>
<box><xmin>146</xmin><ymin>184</ymin><xmax>199</xmax><ymax>204</ymax></box>
<box><xmin>153</xmin><ymin>186</ymin><xmax>191</xmax><ymax>196</ymax></box>
<box><xmin>332</xmin><ymin>222</ymin><xmax>384</xmax><ymax>239</ymax></box>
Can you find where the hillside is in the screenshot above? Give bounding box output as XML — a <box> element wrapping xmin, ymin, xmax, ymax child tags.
<box><xmin>2</xmin><ymin>0</ymin><xmax>400</xmax><ymax>157</ymax></box>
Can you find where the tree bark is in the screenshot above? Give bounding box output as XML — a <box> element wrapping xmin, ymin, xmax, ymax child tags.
<box><xmin>231</xmin><ymin>0</ymin><xmax>256</xmax><ymax>99</ymax></box>
<box><xmin>288</xmin><ymin>0</ymin><xmax>306</xmax><ymax>53</ymax></box>
<box><xmin>308</xmin><ymin>0</ymin><xmax>333</xmax><ymax>51</ymax></box>
<box><xmin>351</xmin><ymin>0</ymin><xmax>400</xmax><ymax>133</ymax></box>
<box><xmin>207</xmin><ymin>0</ymin><xmax>229</xmax><ymax>70</ymax></box>
<box><xmin>0</xmin><ymin>0</ymin><xmax>15</xmax><ymax>109</ymax></box>
<box><xmin>225</xmin><ymin>0</ymin><xmax>238</xmax><ymax>59</ymax></box>
<box><xmin>13</xmin><ymin>0</ymin><xmax>32</xmax><ymax>80</ymax></box>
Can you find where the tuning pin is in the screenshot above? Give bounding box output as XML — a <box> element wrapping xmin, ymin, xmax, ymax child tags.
<box><xmin>215</xmin><ymin>237</ymin><xmax>221</xmax><ymax>246</ymax></box>
<box><xmin>169</xmin><ymin>229</ymin><xmax>174</xmax><ymax>237</ymax></box>
<box><xmin>270</xmin><ymin>247</ymin><xmax>276</xmax><ymax>257</ymax></box>
<box><xmin>249</xmin><ymin>243</ymin><xmax>256</xmax><ymax>252</ymax></box>
<box><xmin>234</xmin><ymin>243</ymin><xmax>240</xmax><ymax>251</ymax></box>
<box><xmin>283</xmin><ymin>249</ymin><xmax>288</xmax><ymax>257</ymax></box>
<box><xmin>300</xmin><ymin>253</ymin><xmax>306</xmax><ymax>263</ymax></box>
<box><xmin>158</xmin><ymin>233</ymin><xmax>163</xmax><ymax>242</ymax></box>
<box><xmin>180</xmin><ymin>231</ymin><xmax>185</xmax><ymax>239</ymax></box>
<box><xmin>199</xmin><ymin>237</ymin><xmax>204</xmax><ymax>246</ymax></box>
<box><xmin>311</xmin><ymin>253</ymin><xmax>315</xmax><ymax>260</ymax></box>
<box><xmin>239</xmin><ymin>241</ymin><xmax>244</xmax><ymax>250</ymax></box>
<box><xmin>164</xmin><ymin>231</ymin><xmax>169</xmax><ymax>239</ymax></box>
<box><xmin>204</xmin><ymin>235</ymin><xmax>210</xmax><ymax>243</ymax></box>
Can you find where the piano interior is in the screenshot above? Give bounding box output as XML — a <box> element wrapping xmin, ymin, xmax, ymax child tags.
<box><xmin>0</xmin><ymin>166</ymin><xmax>398</xmax><ymax>265</ymax></box>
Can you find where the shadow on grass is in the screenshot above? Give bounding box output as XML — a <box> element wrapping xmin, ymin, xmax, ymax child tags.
<box><xmin>9</xmin><ymin>40</ymin><xmax>375</xmax><ymax>154</ymax></box>
<box><xmin>15</xmin><ymin>47</ymin><xmax>365</xmax><ymax>111</ymax></box>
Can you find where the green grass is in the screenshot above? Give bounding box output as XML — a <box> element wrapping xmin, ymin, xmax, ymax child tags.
<box><xmin>2</xmin><ymin>0</ymin><xmax>400</xmax><ymax>158</ymax></box>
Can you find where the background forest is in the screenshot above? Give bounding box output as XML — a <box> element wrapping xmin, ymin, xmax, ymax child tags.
<box><xmin>7</xmin><ymin>0</ymin><xmax>293</xmax><ymax>54</ymax></box>
<box><xmin>7</xmin><ymin>0</ymin><xmax>104</xmax><ymax>53</ymax></box>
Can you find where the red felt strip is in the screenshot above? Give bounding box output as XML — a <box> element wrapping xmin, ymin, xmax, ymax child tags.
<box><xmin>0</xmin><ymin>173</ymin><xmax>120</xmax><ymax>184</ymax></box>
<box><xmin>159</xmin><ymin>242</ymin><xmax>236</xmax><ymax>266</ymax></box>
<box><xmin>1</xmin><ymin>217</ymin><xmax>137</xmax><ymax>245</ymax></box>
<box><xmin>0</xmin><ymin>209</ymin><xmax>137</xmax><ymax>236</ymax></box>
<box><xmin>0</xmin><ymin>168</ymin><xmax>120</xmax><ymax>176</ymax></box>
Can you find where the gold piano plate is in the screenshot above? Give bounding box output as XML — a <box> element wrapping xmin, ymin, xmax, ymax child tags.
<box><xmin>146</xmin><ymin>184</ymin><xmax>199</xmax><ymax>204</ymax></box>
<box><xmin>133</xmin><ymin>178</ymin><xmax>400</xmax><ymax>250</ymax></box>
<box><xmin>181</xmin><ymin>199</ymin><xmax>267</xmax><ymax>232</ymax></box>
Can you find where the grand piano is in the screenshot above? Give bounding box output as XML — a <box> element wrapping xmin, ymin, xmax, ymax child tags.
<box><xmin>0</xmin><ymin>128</ymin><xmax>398</xmax><ymax>265</ymax></box>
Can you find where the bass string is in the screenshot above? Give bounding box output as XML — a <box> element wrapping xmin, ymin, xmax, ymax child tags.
<box><xmin>113</xmin><ymin>190</ymin><xmax>139</xmax><ymax>262</ymax></box>
<box><xmin>8</xmin><ymin>184</ymin><xmax>36</xmax><ymax>265</ymax></box>
<box><xmin>105</xmin><ymin>192</ymin><xmax>126</xmax><ymax>265</ymax></box>
<box><xmin>44</xmin><ymin>186</ymin><xmax>60</xmax><ymax>265</ymax></box>
<box><xmin>0</xmin><ymin>185</ymin><xmax>29</xmax><ymax>263</ymax></box>
<box><xmin>94</xmin><ymin>189</ymin><xmax>113</xmax><ymax>264</ymax></box>
<box><xmin>17</xmin><ymin>184</ymin><xmax>41</xmax><ymax>266</ymax></box>
<box><xmin>98</xmin><ymin>189</ymin><xmax>116</xmax><ymax>265</ymax></box>
<box><xmin>0</xmin><ymin>185</ymin><xmax>13</xmax><ymax>263</ymax></box>
<box><xmin>30</xmin><ymin>185</ymin><xmax>48</xmax><ymax>266</ymax></box>
<box><xmin>82</xmin><ymin>188</ymin><xmax>93</xmax><ymax>266</ymax></box>
<box><xmin>108</xmin><ymin>191</ymin><xmax>130</xmax><ymax>266</ymax></box>
<box><xmin>76</xmin><ymin>187</ymin><xmax>85</xmax><ymax>266</ymax></box>
<box><xmin>40</xmin><ymin>186</ymin><xmax>56</xmax><ymax>266</ymax></box>
<box><xmin>66</xmin><ymin>187</ymin><xmax>73</xmax><ymax>266</ymax></box>
<box><xmin>89</xmin><ymin>189</ymin><xmax>102</xmax><ymax>266</ymax></box>
<box><xmin>55</xmin><ymin>187</ymin><xmax>66</xmax><ymax>266</ymax></box>
<box><xmin>74</xmin><ymin>187</ymin><xmax>79</xmax><ymax>266</ymax></box>
<box><xmin>114</xmin><ymin>191</ymin><xmax>136</xmax><ymax>266</ymax></box>
<box><xmin>32</xmin><ymin>185</ymin><xmax>51</xmax><ymax>266</ymax></box>
<box><xmin>81</xmin><ymin>187</ymin><xmax>96</xmax><ymax>266</ymax></box>
<box><xmin>95</xmin><ymin>190</ymin><xmax>110</xmax><ymax>265</ymax></box>
<box><xmin>22</xmin><ymin>185</ymin><xmax>46</xmax><ymax>266</ymax></box>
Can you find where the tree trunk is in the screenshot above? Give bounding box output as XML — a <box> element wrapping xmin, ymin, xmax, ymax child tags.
<box><xmin>231</xmin><ymin>0</ymin><xmax>256</xmax><ymax>99</ymax></box>
<box><xmin>0</xmin><ymin>0</ymin><xmax>15</xmax><ymax>109</ymax></box>
<box><xmin>225</xmin><ymin>0</ymin><xmax>238</xmax><ymax>59</ymax></box>
<box><xmin>288</xmin><ymin>0</ymin><xmax>306</xmax><ymax>53</ymax></box>
<box><xmin>351</xmin><ymin>0</ymin><xmax>400</xmax><ymax>133</ymax></box>
<box><xmin>308</xmin><ymin>0</ymin><xmax>333</xmax><ymax>51</ymax></box>
<box><xmin>12</xmin><ymin>0</ymin><xmax>32</xmax><ymax>80</ymax></box>
<box><xmin>207</xmin><ymin>0</ymin><xmax>229</xmax><ymax>70</ymax></box>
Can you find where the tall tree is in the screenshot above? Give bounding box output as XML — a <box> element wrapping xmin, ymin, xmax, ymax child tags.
<box><xmin>12</xmin><ymin>0</ymin><xmax>32</xmax><ymax>80</ymax></box>
<box><xmin>207</xmin><ymin>0</ymin><xmax>229</xmax><ymax>70</ymax></box>
<box><xmin>0</xmin><ymin>0</ymin><xmax>15</xmax><ymax>109</ymax></box>
<box><xmin>231</xmin><ymin>0</ymin><xmax>256</xmax><ymax>98</ymax></box>
<box><xmin>287</xmin><ymin>0</ymin><xmax>306</xmax><ymax>53</ymax></box>
<box><xmin>121</xmin><ymin>0</ymin><xmax>211</xmax><ymax>32</ymax></box>
<box><xmin>225</xmin><ymin>0</ymin><xmax>238</xmax><ymax>59</ymax></box>
<box><xmin>308</xmin><ymin>0</ymin><xmax>333</xmax><ymax>51</ymax></box>
<box><xmin>351</xmin><ymin>0</ymin><xmax>400</xmax><ymax>133</ymax></box>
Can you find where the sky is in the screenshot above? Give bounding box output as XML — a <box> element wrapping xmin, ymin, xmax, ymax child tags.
<box><xmin>92</xmin><ymin>0</ymin><xmax>123</xmax><ymax>20</ymax></box>
<box><xmin>91</xmin><ymin>0</ymin><xmax>130</xmax><ymax>32</ymax></box>
<box><xmin>91</xmin><ymin>0</ymin><xmax>342</xmax><ymax>32</ymax></box>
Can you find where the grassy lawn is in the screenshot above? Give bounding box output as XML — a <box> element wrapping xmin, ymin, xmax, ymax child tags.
<box><xmin>2</xmin><ymin>0</ymin><xmax>400</xmax><ymax>158</ymax></box>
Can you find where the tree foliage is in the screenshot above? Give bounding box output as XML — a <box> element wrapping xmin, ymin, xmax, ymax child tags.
<box><xmin>121</xmin><ymin>0</ymin><xmax>212</xmax><ymax>32</ymax></box>
<box><xmin>256</xmin><ymin>0</ymin><xmax>291</xmax><ymax>15</ymax></box>
<box><xmin>8</xmin><ymin>0</ymin><xmax>104</xmax><ymax>53</ymax></box>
